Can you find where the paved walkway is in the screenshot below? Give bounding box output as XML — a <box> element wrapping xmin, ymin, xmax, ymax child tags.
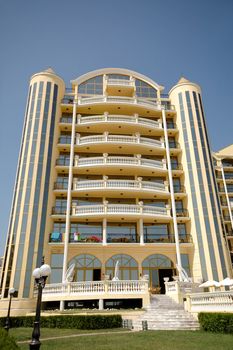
<box><xmin>18</xmin><ymin>330</ymin><xmax>135</xmax><ymax>344</ymax></box>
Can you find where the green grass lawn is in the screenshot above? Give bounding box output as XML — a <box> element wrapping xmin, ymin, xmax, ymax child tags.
<box><xmin>9</xmin><ymin>328</ymin><xmax>233</xmax><ymax>350</ymax></box>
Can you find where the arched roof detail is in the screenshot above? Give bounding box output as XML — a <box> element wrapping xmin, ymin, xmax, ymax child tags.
<box><xmin>71</xmin><ymin>68</ymin><xmax>164</xmax><ymax>91</ymax></box>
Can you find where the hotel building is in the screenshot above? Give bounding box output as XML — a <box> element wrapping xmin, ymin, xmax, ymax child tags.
<box><xmin>0</xmin><ymin>68</ymin><xmax>232</xmax><ymax>313</ymax></box>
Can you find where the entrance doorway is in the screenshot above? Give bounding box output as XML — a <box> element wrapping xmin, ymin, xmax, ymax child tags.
<box><xmin>142</xmin><ymin>254</ymin><xmax>175</xmax><ymax>294</ymax></box>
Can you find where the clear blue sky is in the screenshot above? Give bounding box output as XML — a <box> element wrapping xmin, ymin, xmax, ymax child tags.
<box><xmin>0</xmin><ymin>0</ymin><xmax>233</xmax><ymax>256</ymax></box>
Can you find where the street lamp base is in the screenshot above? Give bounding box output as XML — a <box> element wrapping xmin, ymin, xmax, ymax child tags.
<box><xmin>29</xmin><ymin>339</ymin><xmax>41</xmax><ymax>349</ymax></box>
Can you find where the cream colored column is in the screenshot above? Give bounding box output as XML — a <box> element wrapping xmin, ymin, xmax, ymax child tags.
<box><xmin>221</xmin><ymin>164</ymin><xmax>233</xmax><ymax>230</ymax></box>
<box><xmin>60</xmin><ymin>96</ymin><xmax>77</xmax><ymax>311</ymax></box>
<box><xmin>139</xmin><ymin>218</ymin><xmax>144</xmax><ymax>245</ymax></box>
<box><xmin>162</xmin><ymin>108</ymin><xmax>182</xmax><ymax>278</ymax></box>
<box><xmin>103</xmin><ymin>218</ymin><xmax>107</xmax><ymax>245</ymax></box>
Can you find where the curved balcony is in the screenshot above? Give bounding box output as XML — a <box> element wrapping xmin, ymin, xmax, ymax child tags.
<box><xmin>71</xmin><ymin>203</ymin><xmax>171</xmax><ymax>222</ymax></box>
<box><xmin>76</xmin><ymin>114</ymin><xmax>163</xmax><ymax>135</ymax></box>
<box><xmin>74</xmin><ymin>155</ymin><xmax>167</xmax><ymax>176</ymax></box>
<box><xmin>75</xmin><ymin>133</ymin><xmax>164</xmax><ymax>155</ymax></box>
<box><xmin>77</xmin><ymin>95</ymin><xmax>174</xmax><ymax>110</ymax></box>
<box><xmin>72</xmin><ymin>178</ymin><xmax>169</xmax><ymax>198</ymax></box>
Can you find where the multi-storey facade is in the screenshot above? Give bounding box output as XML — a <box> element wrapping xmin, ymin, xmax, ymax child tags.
<box><xmin>213</xmin><ymin>145</ymin><xmax>233</xmax><ymax>270</ymax></box>
<box><xmin>0</xmin><ymin>68</ymin><xmax>231</xmax><ymax>314</ymax></box>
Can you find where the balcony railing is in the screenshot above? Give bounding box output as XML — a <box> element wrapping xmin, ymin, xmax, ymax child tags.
<box><xmin>54</xmin><ymin>182</ymin><xmax>68</xmax><ymax>190</ymax></box>
<box><xmin>77</xmin><ymin>114</ymin><xmax>162</xmax><ymax>130</ymax></box>
<box><xmin>106</xmin><ymin>78</ymin><xmax>135</xmax><ymax>87</ymax></box>
<box><xmin>73</xmin><ymin>179</ymin><xmax>167</xmax><ymax>193</ymax></box>
<box><xmin>174</xmin><ymin>209</ymin><xmax>189</xmax><ymax>217</ymax></box>
<box><xmin>107</xmin><ymin>235</ymin><xmax>138</xmax><ymax>243</ymax></box>
<box><xmin>42</xmin><ymin>280</ymin><xmax>149</xmax><ymax>303</ymax></box>
<box><xmin>144</xmin><ymin>234</ymin><xmax>192</xmax><ymax>244</ymax></box>
<box><xmin>72</xmin><ymin>203</ymin><xmax>170</xmax><ymax>217</ymax></box>
<box><xmin>74</xmin><ymin>155</ymin><xmax>166</xmax><ymax>172</ymax></box>
<box><xmin>77</xmin><ymin>95</ymin><xmax>175</xmax><ymax>111</ymax></box>
<box><xmin>76</xmin><ymin>134</ymin><xmax>164</xmax><ymax>148</ymax></box>
<box><xmin>223</xmin><ymin>216</ymin><xmax>232</xmax><ymax>221</ymax></box>
<box><xmin>52</xmin><ymin>207</ymin><xmax>67</xmax><ymax>215</ymax></box>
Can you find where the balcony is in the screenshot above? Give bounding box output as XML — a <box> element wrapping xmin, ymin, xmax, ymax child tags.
<box><xmin>76</xmin><ymin>114</ymin><xmax>163</xmax><ymax>135</ymax></box>
<box><xmin>174</xmin><ymin>209</ymin><xmax>189</xmax><ymax>218</ymax></box>
<box><xmin>72</xmin><ymin>178</ymin><xmax>169</xmax><ymax>198</ymax></box>
<box><xmin>71</xmin><ymin>203</ymin><xmax>171</xmax><ymax>221</ymax></box>
<box><xmin>75</xmin><ymin>133</ymin><xmax>165</xmax><ymax>155</ymax></box>
<box><xmin>223</xmin><ymin>216</ymin><xmax>232</xmax><ymax>222</ymax></box>
<box><xmin>52</xmin><ymin>207</ymin><xmax>67</xmax><ymax>215</ymax></box>
<box><xmin>74</xmin><ymin>155</ymin><xmax>167</xmax><ymax>176</ymax></box>
<box><xmin>173</xmin><ymin>185</ymin><xmax>186</xmax><ymax>193</ymax></box>
<box><xmin>105</xmin><ymin>77</ymin><xmax>135</xmax><ymax>97</ymax></box>
<box><xmin>75</xmin><ymin>95</ymin><xmax>175</xmax><ymax>114</ymax></box>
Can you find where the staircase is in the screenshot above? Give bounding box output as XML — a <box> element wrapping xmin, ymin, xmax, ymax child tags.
<box><xmin>133</xmin><ymin>295</ymin><xmax>199</xmax><ymax>330</ymax></box>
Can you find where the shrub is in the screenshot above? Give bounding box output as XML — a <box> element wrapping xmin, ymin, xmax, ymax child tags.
<box><xmin>198</xmin><ymin>312</ymin><xmax>233</xmax><ymax>333</ymax></box>
<box><xmin>0</xmin><ymin>328</ymin><xmax>19</xmax><ymax>349</ymax></box>
<box><xmin>0</xmin><ymin>314</ymin><xmax>122</xmax><ymax>329</ymax></box>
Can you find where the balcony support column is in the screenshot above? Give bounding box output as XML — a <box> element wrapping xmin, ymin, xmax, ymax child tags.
<box><xmin>139</xmin><ymin>218</ymin><xmax>144</xmax><ymax>245</ymax></box>
<box><xmin>221</xmin><ymin>164</ymin><xmax>233</xmax><ymax>231</ymax></box>
<box><xmin>60</xmin><ymin>97</ymin><xmax>77</xmax><ymax>311</ymax></box>
<box><xmin>162</xmin><ymin>108</ymin><xmax>183</xmax><ymax>280</ymax></box>
<box><xmin>103</xmin><ymin>218</ymin><xmax>107</xmax><ymax>245</ymax></box>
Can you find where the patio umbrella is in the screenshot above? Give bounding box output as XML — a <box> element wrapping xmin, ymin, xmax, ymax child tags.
<box><xmin>199</xmin><ymin>280</ymin><xmax>220</xmax><ymax>288</ymax></box>
<box><xmin>219</xmin><ymin>277</ymin><xmax>233</xmax><ymax>286</ymax></box>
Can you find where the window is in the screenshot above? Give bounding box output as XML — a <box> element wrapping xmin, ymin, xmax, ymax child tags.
<box><xmin>135</xmin><ymin>79</ymin><xmax>157</xmax><ymax>98</ymax></box>
<box><xmin>50</xmin><ymin>254</ymin><xmax>63</xmax><ymax>283</ymax></box>
<box><xmin>78</xmin><ymin>76</ymin><xmax>103</xmax><ymax>95</ymax></box>
<box><xmin>105</xmin><ymin>254</ymin><xmax>138</xmax><ymax>280</ymax></box>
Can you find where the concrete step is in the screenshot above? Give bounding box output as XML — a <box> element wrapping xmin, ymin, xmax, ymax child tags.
<box><xmin>132</xmin><ymin>295</ymin><xmax>199</xmax><ymax>331</ymax></box>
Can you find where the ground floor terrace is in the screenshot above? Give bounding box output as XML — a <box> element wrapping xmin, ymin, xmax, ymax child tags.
<box><xmin>46</xmin><ymin>247</ymin><xmax>192</xmax><ymax>296</ymax></box>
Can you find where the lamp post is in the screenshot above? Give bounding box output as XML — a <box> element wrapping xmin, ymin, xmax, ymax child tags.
<box><xmin>29</xmin><ymin>263</ymin><xmax>51</xmax><ymax>350</ymax></box>
<box><xmin>4</xmin><ymin>287</ymin><xmax>16</xmax><ymax>332</ymax></box>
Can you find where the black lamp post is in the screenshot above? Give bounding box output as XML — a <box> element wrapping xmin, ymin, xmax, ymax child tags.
<box><xmin>4</xmin><ymin>287</ymin><xmax>16</xmax><ymax>332</ymax></box>
<box><xmin>29</xmin><ymin>263</ymin><xmax>51</xmax><ymax>350</ymax></box>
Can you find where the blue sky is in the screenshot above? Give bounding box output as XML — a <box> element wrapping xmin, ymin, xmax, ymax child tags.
<box><xmin>0</xmin><ymin>0</ymin><xmax>233</xmax><ymax>255</ymax></box>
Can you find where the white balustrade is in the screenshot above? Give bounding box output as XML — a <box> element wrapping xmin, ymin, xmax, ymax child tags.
<box><xmin>72</xmin><ymin>203</ymin><xmax>169</xmax><ymax>217</ymax></box>
<box><xmin>77</xmin><ymin>114</ymin><xmax>162</xmax><ymax>130</ymax></box>
<box><xmin>107</xmin><ymin>78</ymin><xmax>135</xmax><ymax>86</ymax></box>
<box><xmin>188</xmin><ymin>291</ymin><xmax>233</xmax><ymax>312</ymax></box>
<box><xmin>77</xmin><ymin>95</ymin><xmax>175</xmax><ymax>111</ymax></box>
<box><xmin>42</xmin><ymin>280</ymin><xmax>149</xmax><ymax>300</ymax></box>
<box><xmin>73</xmin><ymin>179</ymin><xmax>166</xmax><ymax>192</ymax></box>
<box><xmin>75</xmin><ymin>156</ymin><xmax>166</xmax><ymax>170</ymax></box>
<box><xmin>76</xmin><ymin>134</ymin><xmax>163</xmax><ymax>148</ymax></box>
